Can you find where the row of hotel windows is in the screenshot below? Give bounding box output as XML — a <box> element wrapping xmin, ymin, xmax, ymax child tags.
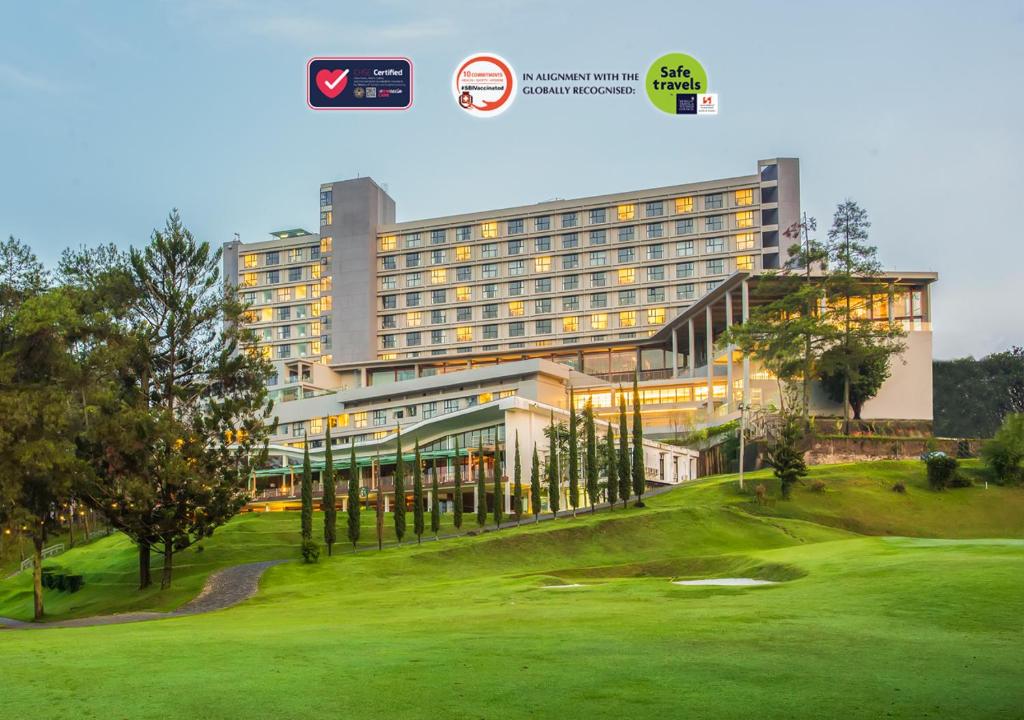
<box><xmin>376</xmin><ymin>190</ymin><xmax>763</xmax><ymax>250</ymax></box>
<box><xmin>278</xmin><ymin>390</ymin><xmax>518</xmax><ymax>438</ymax></box>
<box><xmin>241</xmin><ymin>239</ymin><xmax>331</xmax><ymax>269</ymax></box>
<box><xmin>381</xmin><ymin>271</ymin><xmax>731</xmax><ymax>310</ymax></box>
<box><xmin>379</xmin><ymin>233</ymin><xmax>757</xmax><ymax>273</ymax></box>
<box><xmin>254</xmin><ymin>321</ymin><xmax>321</xmax><ymax>341</ymax></box>
<box><xmin>381</xmin><ymin>309</ymin><xmax>670</xmax><ymax>348</ymax></box>
<box><xmin>261</xmin><ymin>340</ymin><xmax>325</xmax><ymax>360</ymax></box>
<box><xmin>242</xmin><ymin>289</ymin><xmax>328</xmax><ymax>312</ymax></box>
<box><xmin>242</xmin><ymin>267</ymin><xmax>327</xmax><ymax>288</ymax></box>
<box><xmin>379</xmin><ymin>252</ymin><xmax>754</xmax><ymax>292</ymax></box>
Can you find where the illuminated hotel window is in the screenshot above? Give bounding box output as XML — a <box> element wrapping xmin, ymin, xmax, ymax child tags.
<box><xmin>379</xmin><ymin>235</ymin><xmax>397</xmax><ymax>251</ymax></box>
<box><xmin>736</xmin><ymin>255</ymin><xmax>755</xmax><ymax>271</ymax></box>
<box><xmin>321</xmin><ymin>211</ymin><xmax>332</xmax><ymax>225</ymax></box>
<box><xmin>320</xmin><ymin>296</ymin><xmax>332</xmax><ymax>311</ymax></box>
<box><xmin>431</xmin><ymin>269</ymin><xmax>448</xmax><ymax>285</ymax></box>
<box><xmin>535</xmin><ymin>256</ymin><xmax>552</xmax><ymax>272</ymax></box>
<box><xmin>481</xmin><ymin>221</ymin><xmax>499</xmax><ymax>239</ymax></box>
<box><xmin>453</xmin><ymin>245</ymin><xmax>471</xmax><ymax>262</ymax></box>
<box><xmin>499</xmin><ymin>389</ymin><xmax>516</xmax><ymax>399</ymax></box>
<box><xmin>562</xmin><ymin>316</ymin><xmax>579</xmax><ymax>332</ymax></box>
<box><xmin>591</xmin><ymin>313</ymin><xmax>608</xmax><ymax>330</ymax></box>
<box><xmin>309</xmin><ymin>417</ymin><xmax>323</xmax><ymax>435</ymax></box>
<box><xmin>406</xmin><ymin>311</ymin><xmax>423</xmax><ymax>327</ymax></box>
<box><xmin>735</xmin><ymin>211</ymin><xmax>754</xmax><ymax>228</ymax></box>
<box><xmin>478</xmin><ymin>392</ymin><xmax>494</xmax><ymax>404</ymax></box>
<box><xmin>320</xmin><ymin>276</ymin><xmax>332</xmax><ymax>292</ymax></box>
<box><xmin>295</xmin><ymin>285</ymin><xmax>308</xmax><ymax>299</ymax></box>
<box><xmin>619</xmin><ymin>310</ymin><xmax>637</xmax><ymax>328</ymax></box>
<box><xmin>455</xmin><ymin>286</ymin><xmax>471</xmax><ymax>302</ymax></box>
<box><xmin>735</xmin><ymin>232</ymin><xmax>756</xmax><ymax>250</ymax></box>
<box><xmin>320</xmin><ymin>236</ymin><xmax>332</xmax><ymax>253</ymax></box>
<box><xmin>617</xmin><ymin>204</ymin><xmax>636</xmax><ymax>221</ymax></box>
<box><xmin>277</xmin><ymin>288</ymin><xmax>292</xmax><ymax>302</ymax></box>
<box><xmin>379</xmin><ymin>352</ymin><xmax>397</xmax><ymax>360</ymax></box>
<box><xmin>456</xmin><ymin>326</ymin><xmax>472</xmax><ymax>342</ymax></box>
<box><xmin>712</xmin><ymin>384</ymin><xmax>727</xmax><ymax>399</ymax></box>
<box><xmin>311</xmin><ymin>264</ymin><xmax>321</xmax><ymax>279</ymax></box>
<box><xmin>675</xmin><ymin>196</ymin><xmax>694</xmax><ymax>214</ymax></box>
<box><xmin>243</xmin><ymin>272</ymin><xmax>258</xmax><ymax>287</ymax></box>
<box><xmin>352</xmin><ymin>412</ymin><xmax>368</xmax><ymax>428</ymax></box>
<box><xmin>243</xmin><ymin>254</ymin><xmax>258</xmax><ymax>269</ymax></box>
<box><xmin>735</xmin><ymin>189</ymin><xmax>754</xmax><ymax>206</ymax></box>
<box><xmin>260</xmin><ymin>307</ymin><xmax>273</xmax><ymax>322</ymax></box>
<box><xmin>508</xmin><ymin>301</ymin><xmax>525</xmax><ymax>317</ymax></box>
<box><xmin>617</xmin><ymin>268</ymin><xmax>635</xmax><ymax>284</ymax></box>
<box><xmin>694</xmin><ymin>386</ymin><xmax>708</xmax><ymax>402</ymax></box>
<box><xmin>647</xmin><ymin>307</ymin><xmax>666</xmax><ymax>324</ymax></box>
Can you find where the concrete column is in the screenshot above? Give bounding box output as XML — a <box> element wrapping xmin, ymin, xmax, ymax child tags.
<box><xmin>504</xmin><ymin>479</ymin><xmax>511</xmax><ymax>514</ymax></box>
<box><xmin>705</xmin><ymin>305</ymin><xmax>714</xmax><ymax>415</ymax></box>
<box><xmin>384</xmin><ymin>494</ymin><xmax>390</xmax><ymax>512</ymax></box>
<box><xmin>671</xmin><ymin>327</ymin><xmax>679</xmax><ymax>378</ymax></box>
<box><xmin>742</xmin><ymin>279</ymin><xmax>750</xmax><ymax>406</ymax></box>
<box><xmin>725</xmin><ymin>290</ymin><xmax>734</xmax><ymax>406</ymax></box>
<box><xmin>687</xmin><ymin>318</ymin><xmax>695</xmax><ymax>377</ymax></box>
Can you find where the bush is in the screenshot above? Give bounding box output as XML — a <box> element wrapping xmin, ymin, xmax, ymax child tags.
<box><xmin>301</xmin><ymin>538</ymin><xmax>320</xmax><ymax>564</ymax></box>
<box><xmin>956</xmin><ymin>439</ymin><xmax>974</xmax><ymax>459</ymax></box>
<box><xmin>892</xmin><ymin>481</ymin><xmax>906</xmax><ymax>494</ymax></box>
<box><xmin>981</xmin><ymin>413</ymin><xmax>1024</xmax><ymax>485</ymax></box>
<box><xmin>754</xmin><ymin>484</ymin><xmax>767</xmax><ymax>505</ymax></box>
<box><xmin>948</xmin><ymin>474</ymin><xmax>973</xmax><ymax>488</ymax></box>
<box><xmin>65</xmin><ymin>575</ymin><xmax>84</xmax><ymax>593</ymax></box>
<box><xmin>926</xmin><ymin>454</ymin><xmax>959</xmax><ymax>491</ymax></box>
<box><xmin>809</xmin><ymin>480</ymin><xmax>827</xmax><ymax>493</ymax></box>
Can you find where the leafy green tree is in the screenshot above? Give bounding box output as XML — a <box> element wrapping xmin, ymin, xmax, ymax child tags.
<box><xmin>453</xmin><ymin>437</ymin><xmax>464</xmax><ymax>529</ymax></box>
<box><xmin>393</xmin><ymin>429</ymin><xmax>406</xmax><ymax>543</ymax></box>
<box><xmin>982</xmin><ymin>413</ymin><xmax>1024</xmax><ymax>485</ymax></box>
<box><xmin>618</xmin><ymin>390</ymin><xmax>631</xmax><ymax>508</ymax></box>
<box><xmin>530</xmin><ymin>444</ymin><xmax>542</xmax><ymax>520</ymax></box>
<box><xmin>322</xmin><ymin>424</ymin><xmax>336</xmax><ymax>556</ymax></box>
<box><xmin>584</xmin><ymin>400</ymin><xmax>598</xmax><ymax>512</ymax></box>
<box><xmin>934</xmin><ymin>347</ymin><xmax>1024</xmax><ymax>437</ymax></box>
<box><xmin>568</xmin><ymin>389</ymin><xmax>580</xmax><ymax>516</ymax></box>
<box><xmin>413</xmin><ymin>440</ymin><xmax>424</xmax><ymax>543</ymax></box>
<box><xmin>476</xmin><ymin>445</ymin><xmax>487</xmax><ymax>527</ymax></box>
<box><xmin>606</xmin><ymin>424</ymin><xmax>618</xmax><ymax>509</ymax></box>
<box><xmin>547</xmin><ymin>412</ymin><xmax>561</xmax><ymax>516</ymax></box>
<box><xmin>430</xmin><ymin>458</ymin><xmax>441</xmax><ymax>538</ymax></box>
<box><xmin>301</xmin><ymin>436</ymin><xmax>313</xmax><ymax>543</ymax></box>
<box><xmin>631</xmin><ymin>374</ymin><xmax>646</xmax><ymax>506</ymax></box>
<box><xmin>513</xmin><ymin>432</ymin><xmax>524</xmax><ymax>525</ymax></box>
<box><xmin>766</xmin><ymin>415</ymin><xmax>808</xmax><ymax>499</ymax></box>
<box><xmin>0</xmin><ymin>235</ymin><xmax>49</xmax><ymax>352</ymax></box>
<box><xmin>819</xmin><ymin>345</ymin><xmax>891</xmax><ymax>420</ymax></box>
<box><xmin>347</xmin><ymin>444</ymin><xmax>360</xmax><ymax>550</ymax></box>
<box><xmin>492</xmin><ymin>443</ymin><xmax>504</xmax><ymax>528</ymax></box>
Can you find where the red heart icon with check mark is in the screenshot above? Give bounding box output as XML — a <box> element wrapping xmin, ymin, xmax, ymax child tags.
<box><xmin>316</xmin><ymin>69</ymin><xmax>348</xmax><ymax>98</ymax></box>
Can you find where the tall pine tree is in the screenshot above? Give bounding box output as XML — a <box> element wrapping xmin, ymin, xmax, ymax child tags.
<box><xmin>475</xmin><ymin>445</ymin><xmax>487</xmax><ymax>527</ymax></box>
<box><xmin>347</xmin><ymin>443</ymin><xmax>360</xmax><ymax>551</ymax></box>
<box><xmin>430</xmin><ymin>457</ymin><xmax>441</xmax><ymax>538</ymax></box>
<box><xmin>584</xmin><ymin>400</ymin><xmax>598</xmax><ymax>513</ymax></box>
<box><xmin>413</xmin><ymin>440</ymin><xmax>424</xmax><ymax>543</ymax></box>
<box><xmin>631</xmin><ymin>374</ymin><xmax>646</xmax><ymax>507</ymax></box>
<box><xmin>617</xmin><ymin>390</ymin><xmax>631</xmax><ymax>508</ymax></box>
<box><xmin>547</xmin><ymin>412</ymin><xmax>561</xmax><ymax>516</ymax></box>
<box><xmin>301</xmin><ymin>434</ymin><xmax>313</xmax><ymax>542</ymax></box>
<box><xmin>568</xmin><ymin>390</ymin><xmax>580</xmax><ymax>517</ymax></box>
<box><xmin>453</xmin><ymin>437</ymin><xmax>464</xmax><ymax>530</ymax></box>
<box><xmin>393</xmin><ymin>429</ymin><xmax>406</xmax><ymax>543</ymax></box>
<box><xmin>513</xmin><ymin>431</ymin><xmax>523</xmax><ymax>525</ymax></box>
<box><xmin>530</xmin><ymin>444</ymin><xmax>542</xmax><ymax>521</ymax></box>
<box><xmin>492</xmin><ymin>442</ymin><xmax>504</xmax><ymax>528</ymax></box>
<box><xmin>323</xmin><ymin>423</ymin><xmax>336</xmax><ymax>556</ymax></box>
<box><xmin>606</xmin><ymin>424</ymin><xmax>618</xmax><ymax>510</ymax></box>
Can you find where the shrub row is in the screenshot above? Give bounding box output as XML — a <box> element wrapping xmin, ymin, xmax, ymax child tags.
<box><xmin>41</xmin><ymin>567</ymin><xmax>84</xmax><ymax>593</ymax></box>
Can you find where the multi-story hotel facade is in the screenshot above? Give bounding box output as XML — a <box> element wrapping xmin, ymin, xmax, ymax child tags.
<box><xmin>223</xmin><ymin>158</ymin><xmax>936</xmax><ymax>512</ymax></box>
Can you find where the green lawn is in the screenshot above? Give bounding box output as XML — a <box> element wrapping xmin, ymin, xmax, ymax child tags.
<box><xmin>1</xmin><ymin>460</ymin><xmax>1022</xmax><ymax>719</ymax></box>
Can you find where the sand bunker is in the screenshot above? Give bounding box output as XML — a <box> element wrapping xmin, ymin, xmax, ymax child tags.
<box><xmin>672</xmin><ymin>578</ymin><xmax>776</xmax><ymax>587</ymax></box>
<box><xmin>541</xmin><ymin>583</ymin><xmax>586</xmax><ymax>589</ymax></box>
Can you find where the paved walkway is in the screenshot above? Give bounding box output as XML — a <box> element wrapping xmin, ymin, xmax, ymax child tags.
<box><xmin>0</xmin><ymin>559</ymin><xmax>286</xmax><ymax>631</ymax></box>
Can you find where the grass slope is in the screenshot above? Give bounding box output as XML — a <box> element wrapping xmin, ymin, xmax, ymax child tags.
<box><xmin>1</xmin><ymin>460</ymin><xmax>1022</xmax><ymax>719</ymax></box>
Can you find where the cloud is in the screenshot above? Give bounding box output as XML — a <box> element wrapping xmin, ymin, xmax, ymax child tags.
<box><xmin>0</xmin><ymin>62</ymin><xmax>62</xmax><ymax>93</ymax></box>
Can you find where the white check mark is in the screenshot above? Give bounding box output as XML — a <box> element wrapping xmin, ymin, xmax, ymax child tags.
<box><xmin>327</xmin><ymin>69</ymin><xmax>349</xmax><ymax>90</ymax></box>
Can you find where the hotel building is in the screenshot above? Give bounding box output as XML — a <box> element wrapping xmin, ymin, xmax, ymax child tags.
<box><xmin>223</xmin><ymin>158</ymin><xmax>936</xmax><ymax>511</ymax></box>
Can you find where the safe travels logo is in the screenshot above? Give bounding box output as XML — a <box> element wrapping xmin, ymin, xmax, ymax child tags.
<box><xmin>645</xmin><ymin>52</ymin><xmax>717</xmax><ymax>116</ymax></box>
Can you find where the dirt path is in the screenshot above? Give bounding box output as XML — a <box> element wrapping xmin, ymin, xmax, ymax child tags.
<box><xmin>0</xmin><ymin>559</ymin><xmax>286</xmax><ymax>631</ymax></box>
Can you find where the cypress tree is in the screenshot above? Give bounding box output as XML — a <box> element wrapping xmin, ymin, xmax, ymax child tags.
<box><xmin>430</xmin><ymin>457</ymin><xmax>441</xmax><ymax>538</ymax></box>
<box><xmin>323</xmin><ymin>423</ymin><xmax>337</xmax><ymax>556</ymax></box>
<box><xmin>493</xmin><ymin>443</ymin><xmax>504</xmax><ymax>528</ymax></box>
<box><xmin>584</xmin><ymin>400</ymin><xmax>598</xmax><ymax>513</ymax></box>
<box><xmin>631</xmin><ymin>373</ymin><xmax>646</xmax><ymax>507</ymax></box>
<box><xmin>393</xmin><ymin>428</ymin><xmax>406</xmax><ymax>543</ymax></box>
<box><xmin>413</xmin><ymin>439</ymin><xmax>424</xmax><ymax>544</ymax></box>
<box><xmin>347</xmin><ymin>443</ymin><xmax>360</xmax><ymax>551</ymax></box>
<box><xmin>513</xmin><ymin>431</ymin><xmax>523</xmax><ymax>525</ymax></box>
<box><xmin>453</xmin><ymin>437</ymin><xmax>464</xmax><ymax>530</ymax></box>
<box><xmin>606</xmin><ymin>424</ymin><xmax>618</xmax><ymax>510</ymax></box>
<box><xmin>300</xmin><ymin>434</ymin><xmax>313</xmax><ymax>542</ymax></box>
<box><xmin>476</xmin><ymin>444</ymin><xmax>487</xmax><ymax>527</ymax></box>
<box><xmin>547</xmin><ymin>412</ymin><xmax>561</xmax><ymax>516</ymax></box>
<box><xmin>530</xmin><ymin>444</ymin><xmax>542</xmax><ymax>521</ymax></box>
<box><xmin>568</xmin><ymin>390</ymin><xmax>580</xmax><ymax>517</ymax></box>
<box><xmin>617</xmin><ymin>390</ymin><xmax>631</xmax><ymax>508</ymax></box>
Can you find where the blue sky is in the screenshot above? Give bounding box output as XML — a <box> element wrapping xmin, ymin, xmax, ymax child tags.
<box><xmin>1</xmin><ymin>0</ymin><xmax>1022</xmax><ymax>358</ymax></box>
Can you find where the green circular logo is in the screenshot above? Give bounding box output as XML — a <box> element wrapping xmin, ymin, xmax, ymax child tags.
<box><xmin>645</xmin><ymin>53</ymin><xmax>708</xmax><ymax>115</ymax></box>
